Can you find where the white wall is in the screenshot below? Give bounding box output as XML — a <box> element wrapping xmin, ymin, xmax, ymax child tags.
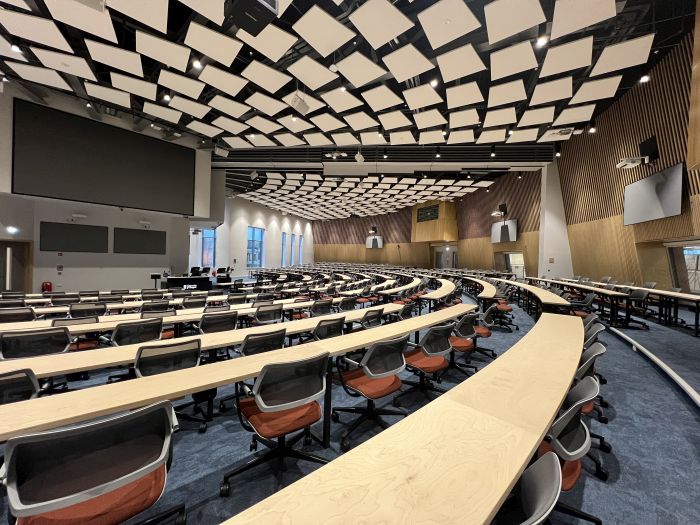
<box><xmin>538</xmin><ymin>162</ymin><xmax>574</xmax><ymax>278</ymax></box>
<box><xmin>189</xmin><ymin>198</ymin><xmax>314</xmax><ymax>276</ymax></box>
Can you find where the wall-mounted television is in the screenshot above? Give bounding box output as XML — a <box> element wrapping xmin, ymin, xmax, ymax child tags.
<box><xmin>491</xmin><ymin>220</ymin><xmax>518</xmax><ymax>243</ymax></box>
<box><xmin>623</xmin><ymin>163</ymin><xmax>683</xmax><ymax>226</ymax></box>
<box><xmin>366</xmin><ymin>235</ymin><xmax>384</xmax><ymax>249</ymax></box>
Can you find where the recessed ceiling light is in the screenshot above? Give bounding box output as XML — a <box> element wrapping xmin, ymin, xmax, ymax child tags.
<box><xmin>442</xmin><ymin>130</ymin><xmax>447</xmax><ymax>136</ymax></box>
<box><xmin>640</xmin><ymin>75</ymin><xmax>650</xmax><ymax>83</ymax></box>
<box><xmin>5</xmin><ymin>226</ymin><xmax>18</xmax><ymax>235</ymax></box>
<box><xmin>10</xmin><ymin>44</ymin><xmax>21</xmax><ymax>53</ymax></box>
<box><xmin>193</xmin><ymin>59</ymin><xmax>202</xmax><ymax>69</ymax></box>
<box><xmin>292</xmin><ymin>116</ymin><xmax>297</xmax><ymax>122</ymax></box>
<box><xmin>430</xmin><ymin>79</ymin><xmax>438</xmax><ymax>87</ymax></box>
<box><xmin>490</xmin><ymin>145</ymin><xmax>496</xmax><ymax>157</ymax></box>
<box><xmin>86</xmin><ymin>102</ymin><xmax>91</xmax><ymax>108</ymax></box>
<box><xmin>536</xmin><ymin>36</ymin><xmax>548</xmax><ymax>48</ymax></box>
<box><xmin>589</xmin><ymin>119</ymin><xmax>597</xmax><ymax>134</ymax></box>
<box><xmin>163</xmin><ymin>94</ymin><xmax>171</xmax><ymax>102</ymax></box>
<box><xmin>508</xmin><ymin>129</ymin><xmax>514</xmax><ymax>135</ymax></box>
<box><xmin>340</xmin><ymin>86</ymin><xmax>347</xmax><ymax>92</ymax></box>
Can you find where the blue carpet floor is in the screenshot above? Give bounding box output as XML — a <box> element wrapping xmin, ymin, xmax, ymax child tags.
<box><xmin>1</xmin><ymin>296</ymin><xmax>698</xmax><ymax>525</ymax></box>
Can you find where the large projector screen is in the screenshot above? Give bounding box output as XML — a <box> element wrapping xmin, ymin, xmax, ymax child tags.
<box><xmin>623</xmin><ymin>163</ymin><xmax>683</xmax><ymax>226</ymax></box>
<box><xmin>12</xmin><ymin>99</ymin><xmax>195</xmax><ymax>215</ymax></box>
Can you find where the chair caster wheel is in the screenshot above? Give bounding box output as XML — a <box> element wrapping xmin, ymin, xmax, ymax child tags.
<box><xmin>219</xmin><ymin>482</ymin><xmax>231</xmax><ymax>497</ymax></box>
<box><xmin>595</xmin><ymin>468</ymin><xmax>609</xmax><ymax>481</ymax></box>
<box><xmin>392</xmin><ymin>398</ymin><xmax>401</xmax><ymax>407</ymax></box>
<box><xmin>340</xmin><ymin>438</ymin><xmax>351</xmax><ymax>451</ymax></box>
<box><xmin>198</xmin><ymin>423</ymin><xmax>207</xmax><ymax>433</ymax></box>
<box><xmin>598</xmin><ymin>415</ymin><xmax>609</xmax><ymax>424</ymax></box>
<box><xmin>219</xmin><ymin>402</ymin><xmax>228</xmax><ymax>412</ymax></box>
<box><xmin>599</xmin><ymin>442</ymin><xmax>612</xmax><ymax>454</ymax></box>
<box><xmin>250</xmin><ymin>439</ymin><xmax>258</xmax><ymax>451</ymax></box>
<box><xmin>175</xmin><ymin>513</ymin><xmax>187</xmax><ymax>525</ymax></box>
<box><xmin>599</xmin><ymin>399</ymin><xmax>610</xmax><ymax>408</ymax></box>
<box><xmin>331</xmin><ymin>411</ymin><xmax>340</xmax><ymax>422</ymax></box>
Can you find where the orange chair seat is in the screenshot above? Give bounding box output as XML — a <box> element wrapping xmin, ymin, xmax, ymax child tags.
<box><xmin>161</xmin><ymin>329</ymin><xmax>175</xmax><ymax>339</ymax></box>
<box><xmin>367</xmin><ymin>296</ymin><xmax>380</xmax><ymax>302</ymax></box>
<box><xmin>342</xmin><ymin>368</ymin><xmax>402</xmax><ymax>399</ymax></box>
<box><xmin>449</xmin><ymin>336</ymin><xmax>474</xmax><ymax>353</ymax></box>
<box><xmin>357</xmin><ymin>298</ymin><xmax>370</xmax><ymax>303</ymax></box>
<box><xmin>239</xmin><ymin>397</ymin><xmax>321</xmax><ymax>439</ymax></box>
<box><xmin>538</xmin><ymin>441</ymin><xmax>581</xmax><ymax>491</ymax></box>
<box><xmin>581</xmin><ymin>400</ymin><xmax>595</xmax><ymax>415</ymax></box>
<box><xmin>453</xmin><ymin>298</ymin><xmax>463</xmax><ymax>304</ymax></box>
<box><xmin>474</xmin><ymin>326</ymin><xmax>491</xmax><ymax>338</ymax></box>
<box><xmin>574</xmin><ymin>310</ymin><xmax>589</xmax><ymax>318</ymax></box>
<box><xmin>392</xmin><ymin>300</ymin><xmax>407</xmax><ymax>305</ymax></box>
<box><xmin>496</xmin><ymin>304</ymin><xmax>512</xmax><ymax>312</ymax></box>
<box><xmin>405</xmin><ymin>349</ymin><xmax>448</xmax><ymax>374</ymax></box>
<box><xmin>17</xmin><ymin>465</ymin><xmax>166</xmax><ymax>525</ymax></box>
<box><xmin>292</xmin><ymin>312</ymin><xmax>309</xmax><ymax>320</ymax></box>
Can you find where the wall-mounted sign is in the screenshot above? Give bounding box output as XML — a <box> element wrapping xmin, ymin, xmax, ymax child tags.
<box><xmin>417</xmin><ymin>204</ymin><xmax>439</xmax><ymax>222</ymax></box>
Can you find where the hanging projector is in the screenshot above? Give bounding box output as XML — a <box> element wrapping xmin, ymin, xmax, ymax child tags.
<box><xmin>616</xmin><ymin>156</ymin><xmax>649</xmax><ymax>169</ymax></box>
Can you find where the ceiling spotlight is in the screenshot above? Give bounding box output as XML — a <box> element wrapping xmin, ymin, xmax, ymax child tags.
<box><xmin>5</xmin><ymin>226</ymin><xmax>18</xmax><ymax>235</ymax></box>
<box><xmin>150</xmin><ymin>123</ymin><xmax>155</xmax><ymax>128</ymax></box>
<box><xmin>589</xmin><ymin>119</ymin><xmax>597</xmax><ymax>134</ymax></box>
<box><xmin>85</xmin><ymin>102</ymin><xmax>91</xmax><ymax>108</ymax></box>
<box><xmin>436</xmin><ymin>146</ymin><xmax>441</xmax><ymax>158</ymax></box>
<box><xmin>555</xmin><ymin>143</ymin><xmax>561</xmax><ymax>157</ymax></box>
<box><xmin>536</xmin><ymin>36</ymin><xmax>548</xmax><ymax>48</ymax></box>
<box><xmin>292</xmin><ymin>116</ymin><xmax>297</xmax><ymax>122</ymax></box>
<box><xmin>517</xmin><ymin>174</ymin><xmax>522</xmax><ymax>179</ymax></box>
<box><xmin>640</xmin><ymin>75</ymin><xmax>650</xmax><ymax>83</ymax></box>
<box><xmin>163</xmin><ymin>94</ymin><xmax>171</xmax><ymax>102</ymax></box>
<box><xmin>490</xmin><ymin>145</ymin><xmax>496</xmax><ymax>157</ymax></box>
<box><xmin>508</xmin><ymin>129</ymin><xmax>514</xmax><ymax>136</ymax></box>
<box><xmin>442</xmin><ymin>130</ymin><xmax>447</xmax><ymax>136</ymax></box>
<box><xmin>192</xmin><ymin>59</ymin><xmax>202</xmax><ymax>69</ymax></box>
<box><xmin>1</xmin><ymin>76</ymin><xmax>8</xmax><ymax>82</ymax></box>
<box><xmin>382</xmin><ymin>148</ymin><xmax>388</xmax><ymax>159</ymax></box>
<box><xmin>486</xmin><ymin>188</ymin><xmax>490</xmax><ymax>193</ymax></box>
<box><xmin>341</xmin><ymin>86</ymin><xmax>347</xmax><ymax>92</ymax></box>
<box><xmin>422</xmin><ymin>174</ymin><xmax>427</xmax><ymax>178</ymax></box>
<box><xmin>430</xmin><ymin>79</ymin><xmax>438</xmax><ymax>88</ymax></box>
<box><xmin>10</xmin><ymin>44</ymin><xmax>21</xmax><ymax>53</ymax></box>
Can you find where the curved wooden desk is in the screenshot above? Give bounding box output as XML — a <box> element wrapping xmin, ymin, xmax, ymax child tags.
<box><xmin>378</xmin><ymin>277</ymin><xmax>422</xmax><ymax>297</ymax></box>
<box><xmin>488</xmin><ymin>278</ymin><xmax>569</xmax><ymax>319</ymax></box>
<box><xmin>420</xmin><ymin>278</ymin><xmax>456</xmax><ymax>301</ymax></box>
<box><xmin>223</xmin><ymin>313</ymin><xmax>583</xmax><ymax>525</ymax></box>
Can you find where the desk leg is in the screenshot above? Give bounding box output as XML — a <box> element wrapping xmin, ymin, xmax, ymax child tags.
<box><xmin>695</xmin><ymin>302</ymin><xmax>699</xmax><ymax>337</ymax></box>
<box><xmin>625</xmin><ymin>297</ymin><xmax>630</xmax><ymax>327</ymax></box>
<box><xmin>672</xmin><ymin>299</ymin><xmax>679</xmax><ymax>327</ymax></box>
<box><xmin>322</xmin><ymin>362</ymin><xmax>333</xmax><ymax>448</ymax></box>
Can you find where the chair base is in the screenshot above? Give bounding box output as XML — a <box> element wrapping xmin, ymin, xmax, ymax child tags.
<box><xmin>393</xmin><ymin>374</ymin><xmax>446</xmax><ymax>406</ymax></box>
<box><xmin>448</xmin><ymin>351</ymin><xmax>478</xmax><ymax>376</ymax></box>
<box><xmin>138</xmin><ymin>504</ymin><xmax>187</xmax><ymax>525</ymax></box>
<box><xmin>554</xmin><ymin>501</ymin><xmax>602</xmax><ymax>524</ymax></box>
<box><xmin>332</xmin><ymin>399</ymin><xmax>406</xmax><ymax>450</ymax></box>
<box><xmin>219</xmin><ymin>430</ymin><xmax>327</xmax><ymax>496</ymax></box>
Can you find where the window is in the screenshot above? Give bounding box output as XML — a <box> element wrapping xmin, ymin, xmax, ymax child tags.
<box><xmin>298</xmin><ymin>235</ymin><xmax>303</xmax><ymax>265</ymax></box>
<box><xmin>247</xmin><ymin>226</ymin><xmax>265</xmax><ymax>268</ymax></box>
<box><xmin>290</xmin><ymin>233</ymin><xmax>296</xmax><ymax>265</ymax></box>
<box><xmin>201</xmin><ymin>229</ymin><xmax>216</xmax><ymax>268</ymax></box>
<box><xmin>281</xmin><ymin>232</ymin><xmax>287</xmax><ymax>267</ymax></box>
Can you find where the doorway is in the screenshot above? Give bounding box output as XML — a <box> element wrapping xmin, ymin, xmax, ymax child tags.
<box><xmin>433</xmin><ymin>245</ymin><xmax>458</xmax><ymax>269</ymax></box>
<box><xmin>495</xmin><ymin>251</ymin><xmax>526</xmax><ymax>278</ymax></box>
<box><xmin>0</xmin><ymin>241</ymin><xmax>31</xmax><ymax>293</ymax></box>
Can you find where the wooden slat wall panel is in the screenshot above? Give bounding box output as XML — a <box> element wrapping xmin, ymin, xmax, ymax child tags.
<box><xmin>456</xmin><ymin>171</ymin><xmax>541</xmax><ymax>239</ymax></box>
<box><xmin>686</xmin><ymin>0</ymin><xmax>700</xmax><ymax>170</ymax></box>
<box><xmin>311</xmin><ymin>206</ymin><xmax>412</xmax><ymax>245</ymax></box>
<box><xmin>559</xmin><ymin>34</ymin><xmax>700</xmax><ymax>226</ymax></box>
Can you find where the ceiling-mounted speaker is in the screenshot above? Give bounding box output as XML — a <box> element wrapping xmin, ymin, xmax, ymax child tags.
<box><xmin>639</xmin><ymin>136</ymin><xmax>659</xmax><ymax>163</ymax></box>
<box><xmin>288</xmin><ymin>93</ymin><xmax>310</xmax><ymax>115</ymax></box>
<box><xmin>499</xmin><ymin>203</ymin><xmax>508</xmax><ymax>216</ymax></box>
<box><xmin>230</xmin><ymin>0</ymin><xmax>278</xmax><ymax>37</ymax></box>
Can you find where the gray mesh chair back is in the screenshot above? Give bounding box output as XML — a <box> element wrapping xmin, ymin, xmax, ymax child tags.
<box><xmin>0</xmin><ymin>299</ymin><xmax>25</xmax><ymax>308</ymax></box>
<box><xmin>140</xmin><ymin>309</ymin><xmax>176</xmax><ymax>319</ymax></box>
<box><xmin>418</xmin><ymin>323</ymin><xmax>456</xmax><ymax>357</ymax></box>
<box><xmin>583</xmin><ymin>323</ymin><xmax>606</xmax><ymax>348</ymax></box>
<box><xmin>240</xmin><ymin>329</ymin><xmax>286</xmax><ymax>356</ymax></box>
<box><xmin>1</xmin><ymin>292</ymin><xmax>24</xmax><ymax>299</ymax></box>
<box><xmin>1</xmin><ymin>401</ymin><xmax>176</xmax><ymax>520</ymax></box>
<box><xmin>599</xmin><ymin>276</ymin><xmax>612</xmax><ymax>284</ymax></box>
<box><xmin>110</xmin><ymin>318</ymin><xmax>163</xmax><ymax>346</ymax></box>
<box><xmin>227</xmin><ymin>293</ymin><xmax>248</xmax><ymax>305</ymax></box>
<box><xmin>576</xmin><ymin>342</ymin><xmax>606</xmax><ymax>382</ymax></box>
<box><xmin>78</xmin><ymin>291</ymin><xmax>99</xmax><ymax>298</ymax></box>
<box><xmin>182</xmin><ymin>297</ymin><xmax>206</xmax><ymax>309</ymax></box>
<box><xmin>310</xmin><ymin>299</ymin><xmax>333</xmax><ymax>316</ymax></box>
<box><xmin>629</xmin><ymin>289</ymin><xmax>649</xmax><ymax>301</ymax></box>
<box><xmin>516</xmin><ymin>451</ymin><xmax>562</xmax><ymax>525</ymax></box>
<box><xmin>69</xmin><ymin>302</ymin><xmax>107</xmax><ymax>318</ymax></box>
<box><xmin>252</xmin><ymin>300</ymin><xmax>273</xmax><ymax>308</ymax></box>
<box><xmin>670</xmin><ymin>287</ymin><xmax>682</xmax><ymax>293</ymax></box>
<box><xmin>111</xmin><ymin>289</ymin><xmax>130</xmax><ymax>295</ymax></box>
<box><xmin>642</xmin><ymin>282</ymin><xmax>657</xmax><ymax>289</ymax></box>
<box><xmin>253</xmin><ymin>353</ymin><xmax>329</xmax><ymax>412</ymax></box>
<box><xmin>51</xmin><ymin>295</ymin><xmax>80</xmax><ymax>306</ymax></box>
<box><xmin>312</xmin><ymin>317</ymin><xmax>345</xmax><ymax>340</ymax></box>
<box><xmin>582</xmin><ymin>313</ymin><xmax>599</xmax><ymax>330</ymax></box>
<box><xmin>360</xmin><ymin>335</ymin><xmax>408</xmax><ymax>379</ymax></box>
<box><xmin>0</xmin><ymin>328</ymin><xmax>70</xmax><ymax>359</ymax></box>
<box><xmin>254</xmin><ymin>303</ymin><xmax>283</xmax><ymax>324</ymax></box>
<box><xmin>482</xmin><ymin>304</ymin><xmax>499</xmax><ymax>326</ymax></box>
<box><xmin>135</xmin><ymin>340</ymin><xmax>201</xmax><ymax>378</ymax></box>
<box><xmin>355</xmin><ymin>308</ymin><xmax>382</xmax><ymax>329</ymax></box>
<box><xmin>142</xmin><ymin>291</ymin><xmax>164</xmax><ymax>301</ymax></box>
<box><xmin>257</xmin><ymin>293</ymin><xmax>274</xmax><ymax>302</ymax></box>
<box><xmin>141</xmin><ymin>300</ymin><xmax>171</xmax><ymax>313</ymax></box>
<box><xmin>0</xmin><ymin>308</ymin><xmax>35</xmax><ymax>323</ymax></box>
<box><xmin>52</xmin><ymin>316</ymin><xmax>98</xmax><ymax>327</ymax></box>
<box><xmin>338</xmin><ymin>297</ymin><xmax>357</xmax><ymax>311</ymax></box>
<box><xmin>454</xmin><ymin>313</ymin><xmax>477</xmax><ymax>338</ymax></box>
<box><xmin>0</xmin><ymin>369</ymin><xmax>40</xmax><ymax>405</ymax></box>
<box><xmin>547</xmin><ymin>377</ymin><xmax>599</xmax><ymax>461</ymax></box>
<box><xmin>199</xmin><ymin>311</ymin><xmax>238</xmax><ymax>333</ymax></box>
<box><xmin>204</xmin><ymin>304</ymin><xmax>231</xmax><ymax>313</ymax></box>
<box><xmin>396</xmin><ymin>303</ymin><xmax>414</xmax><ymax>320</ymax></box>
<box><xmin>98</xmin><ymin>294</ymin><xmax>122</xmax><ymax>303</ymax></box>
<box><xmin>171</xmin><ymin>291</ymin><xmax>190</xmax><ymax>299</ymax></box>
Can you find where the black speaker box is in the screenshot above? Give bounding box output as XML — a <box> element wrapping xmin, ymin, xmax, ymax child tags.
<box><xmin>231</xmin><ymin>0</ymin><xmax>277</xmax><ymax>36</ymax></box>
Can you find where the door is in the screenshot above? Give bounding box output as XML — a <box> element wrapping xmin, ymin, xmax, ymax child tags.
<box><xmin>0</xmin><ymin>241</ymin><xmax>30</xmax><ymax>292</ymax></box>
<box><xmin>435</xmin><ymin>251</ymin><xmax>443</xmax><ymax>269</ymax></box>
<box><xmin>506</xmin><ymin>252</ymin><xmax>526</xmax><ymax>278</ymax></box>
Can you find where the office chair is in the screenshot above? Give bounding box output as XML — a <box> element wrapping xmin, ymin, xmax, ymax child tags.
<box><xmin>0</xmin><ymin>307</ymin><xmax>35</xmax><ymax>323</ymax></box>
<box><xmin>256</xmin><ymin>293</ymin><xmax>275</xmax><ymax>302</ymax></box>
<box><xmin>198</xmin><ymin>311</ymin><xmax>238</xmax><ymax>361</ymax></box>
<box><xmin>299</xmin><ymin>317</ymin><xmax>345</xmax><ymax>343</ymax></box>
<box><xmin>310</xmin><ymin>299</ymin><xmax>333</xmax><ymax>316</ymax></box>
<box><xmin>290</xmin><ymin>297</ymin><xmax>311</xmax><ymax>320</ymax></box>
<box><xmin>232</xmin><ymin>278</ymin><xmax>244</xmax><ymax>290</ymax></box>
<box><xmin>219</xmin><ymin>353</ymin><xmax>330</xmax><ymax>496</ymax></box>
<box><xmin>583</xmin><ymin>322</ymin><xmax>606</xmax><ymax>350</ymax></box>
<box><xmin>599</xmin><ymin>276</ymin><xmax>612</xmax><ymax>284</ymax></box>
<box><xmin>0</xmin><ymin>292</ymin><xmax>24</xmax><ymax>299</ymax></box>
<box><xmin>0</xmin><ymin>299</ymin><xmax>25</xmax><ymax>308</ymax></box>
<box><xmin>252</xmin><ymin>303</ymin><xmax>284</xmax><ymax>325</ymax></box>
<box><xmin>52</xmin><ymin>316</ymin><xmax>100</xmax><ymax>351</ymax></box>
<box><xmin>50</xmin><ymin>295</ymin><xmax>81</xmax><ymax>306</ymax></box>
<box><xmin>111</xmin><ymin>289</ymin><xmax>130</xmax><ymax>295</ymax></box>
<box><xmin>101</xmin><ymin>318</ymin><xmax>163</xmax><ymax>382</ymax></box>
<box><xmin>491</xmin><ymin>452</ymin><xmax>561</xmax><ymax>525</ymax></box>
<box><xmin>227</xmin><ymin>292</ymin><xmax>248</xmax><ymax>305</ymax></box>
<box><xmin>0</xmin><ymin>368</ymin><xmax>40</xmax><ymax>405</ymax></box>
<box><xmin>576</xmin><ymin>342</ymin><xmax>613</xmax><ymax>431</ymax></box>
<box><xmin>333</xmin><ymin>335</ymin><xmax>409</xmax><ymax>450</ymax></box>
<box><xmin>393</xmin><ymin>324</ymin><xmax>454</xmax><ymax>406</ymax></box>
<box><xmin>78</xmin><ymin>290</ymin><xmax>99</xmax><ymax>298</ymax></box>
<box><xmin>1</xmin><ymin>401</ymin><xmax>186</xmax><ymax>525</ymax></box>
<box><xmin>142</xmin><ymin>291</ymin><xmax>165</xmax><ymax>301</ymax></box>
<box><xmin>203</xmin><ymin>304</ymin><xmax>230</xmax><ymax>313</ymax></box>
<box><xmin>98</xmin><ymin>293</ymin><xmax>123</xmax><ymax>303</ymax></box>
<box><xmin>349</xmin><ymin>307</ymin><xmax>383</xmax><ymax>333</ymax></box>
<box><xmin>190</xmin><ymin>266</ymin><xmax>202</xmax><ymax>276</ymax></box>
<box><xmin>469</xmin><ymin>305</ymin><xmax>498</xmax><ymax>359</ymax></box>
<box><xmin>182</xmin><ymin>296</ymin><xmax>206</xmax><ymax>309</ymax></box>
<box><xmin>386</xmin><ymin>302</ymin><xmax>414</xmax><ymax>323</ymax></box>
<box><xmin>625</xmin><ymin>289</ymin><xmax>651</xmax><ymax>329</ymax></box>
<box><xmin>141</xmin><ymin>300</ymin><xmax>171</xmax><ymax>313</ymax></box>
<box><xmin>570</xmin><ymin>293</ymin><xmax>596</xmax><ymax>318</ymax></box>
<box><xmin>69</xmin><ymin>302</ymin><xmax>107</xmax><ymax>318</ymax></box>
<box><xmin>134</xmin><ymin>339</ymin><xmax>211</xmax><ymax>432</ymax></box>
<box><xmin>447</xmin><ymin>313</ymin><xmax>479</xmax><ymax>375</ymax></box>
<box><xmin>335</xmin><ymin>296</ymin><xmax>357</xmax><ymax>312</ymax></box>
<box><xmin>582</xmin><ymin>312</ymin><xmax>600</xmax><ymax>331</ymax></box>
<box><xmin>356</xmin><ymin>286</ymin><xmax>373</xmax><ymax>307</ymax></box>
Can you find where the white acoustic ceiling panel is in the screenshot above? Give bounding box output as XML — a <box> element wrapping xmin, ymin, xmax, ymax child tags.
<box><xmin>449</xmin><ymin>108</ymin><xmax>480</xmax><ymax>128</ymax></box>
<box><xmin>177</xmin><ymin>0</ymin><xmax>225</xmax><ymax>25</ymax></box>
<box><xmin>361</xmin><ymin>131</ymin><xmax>387</xmax><ymax>145</ymax></box>
<box><xmin>361</xmin><ymin>85</ymin><xmax>403</xmax><ymax>112</ymax></box>
<box><xmin>332</xmin><ymin>132</ymin><xmax>360</xmax><ymax>146</ymax></box>
<box><xmin>382</xmin><ymin>44</ymin><xmax>434</xmax><ymax>83</ymax></box>
<box><xmin>287</xmin><ymin>56</ymin><xmax>338</xmax><ymax>90</ymax></box>
<box><xmin>246</xmin><ymin>92</ymin><xmax>288</xmax><ymax>116</ymax></box>
<box><xmin>484</xmin><ymin>0</ymin><xmax>546</xmax><ymax>45</ymax></box>
<box><xmin>446</xmin><ymin>82</ymin><xmax>483</xmax><ymax>109</ymax></box>
<box><xmin>209</xmin><ymin>94</ymin><xmax>249</xmax><ymax>118</ymax></box>
<box><xmin>84</xmin><ymin>82</ymin><xmax>131</xmax><ymax>107</ymax></box>
<box><xmin>551</xmin><ymin>0</ymin><xmax>617</xmax><ymax>41</ymax></box>
<box><xmin>0</xmin><ymin>10</ymin><xmax>72</xmax><ymax>52</ymax></box>
<box><xmin>184</xmin><ymin>21</ymin><xmax>242</xmax><ymax>66</ymax></box>
<box><xmin>590</xmin><ymin>34</ymin><xmax>655</xmax><ymax>76</ymax></box>
<box><xmin>5</xmin><ymin>61</ymin><xmax>71</xmax><ymax>90</ymax></box>
<box><xmin>310</xmin><ymin>113</ymin><xmax>345</xmax><ymax>132</ymax></box>
<box><xmin>108</xmin><ymin>0</ymin><xmax>169</xmax><ymax>33</ymax></box>
<box><xmin>142</xmin><ymin>101</ymin><xmax>182</xmax><ymax>124</ymax></box>
<box><xmin>349</xmin><ymin>0</ymin><xmax>413</xmax><ymax>49</ymax></box>
<box><xmin>292</xmin><ymin>5</ymin><xmax>356</xmax><ymax>57</ymax></box>
<box><xmin>530</xmin><ymin>77</ymin><xmax>573</xmax><ymax>106</ymax></box>
<box><xmin>246</xmin><ymin>133</ymin><xmax>276</xmax><ymax>147</ymax></box>
<box><xmin>237</xmin><ymin>24</ymin><xmax>297</xmax><ymax>62</ymax></box>
<box><xmin>413</xmin><ymin>109</ymin><xmax>447</xmax><ymax>129</ymax></box>
<box><xmin>483</xmin><ymin>107</ymin><xmax>517</xmax><ymax>128</ymax></box>
<box><xmin>199</xmin><ymin>65</ymin><xmax>247</xmax><ymax>97</ymax></box>
<box><xmin>85</xmin><ymin>39</ymin><xmax>143</xmax><ymax>77</ymax></box>
<box><xmin>447</xmin><ymin>129</ymin><xmax>475</xmax><ymax>144</ymax></box>
<box><xmin>111</xmin><ymin>72</ymin><xmax>156</xmax><ymax>100</ymax></box>
<box><xmin>1</xmin><ymin>0</ymin><xmax>31</xmax><ymax>10</ymax></box>
<box><xmin>540</xmin><ymin>36</ymin><xmax>593</xmax><ymax>78</ymax></box>
<box><xmin>158</xmin><ymin>69</ymin><xmax>205</xmax><ymax>99</ymax></box>
<box><xmin>343</xmin><ymin>111</ymin><xmax>379</xmax><ymax>131</ymax></box>
<box><xmin>224</xmin><ymin>136</ymin><xmax>252</xmax><ymax>149</ymax></box>
<box><xmin>553</xmin><ymin>104</ymin><xmax>596</xmax><ymax>125</ymax></box>
<box><xmin>246</xmin><ymin>115</ymin><xmax>283</xmax><ymax>134</ymax></box>
<box><xmin>212</xmin><ymin>116</ymin><xmax>249</xmax><ymax>135</ymax></box>
<box><xmin>403</xmin><ymin>84</ymin><xmax>443</xmax><ymax>110</ymax></box>
<box><xmin>390</xmin><ymin>130</ymin><xmax>416</xmax><ymax>145</ymax></box>
<box><xmin>277</xmin><ymin>114</ymin><xmax>314</xmax><ymax>133</ymax></box>
<box><xmin>320</xmin><ymin>87</ymin><xmax>363</xmax><ymax>113</ymax></box>
<box><xmin>32</xmin><ymin>47</ymin><xmax>96</xmax><ymax>81</ymax></box>
<box><xmin>241</xmin><ymin>60</ymin><xmax>292</xmax><ymax>93</ymax></box>
<box><xmin>417</xmin><ymin>0</ymin><xmax>480</xmax><ymax>50</ymax></box>
<box><xmin>570</xmin><ymin>75</ymin><xmax>622</xmax><ymax>105</ymax></box>
<box><xmin>518</xmin><ymin>106</ymin><xmax>555</xmax><ymax>127</ymax></box>
<box><xmin>282</xmin><ymin>90</ymin><xmax>326</xmax><ymax>115</ymax></box>
<box><xmin>304</xmin><ymin>132</ymin><xmax>333</xmax><ymax>146</ymax></box>
<box><xmin>476</xmin><ymin>128</ymin><xmax>507</xmax><ymax>144</ymax></box>
<box><xmin>136</xmin><ymin>30</ymin><xmax>190</xmax><ymax>72</ymax></box>
<box><xmin>169</xmin><ymin>95</ymin><xmax>211</xmax><ymax>118</ymax></box>
<box><xmin>274</xmin><ymin>133</ymin><xmax>305</xmax><ymax>147</ymax></box>
<box><xmin>490</xmin><ymin>40</ymin><xmax>537</xmax><ymax>81</ymax></box>
<box><xmin>538</xmin><ymin>128</ymin><xmax>574</xmax><ymax>142</ymax></box>
<box><xmin>0</xmin><ymin>35</ymin><xmax>26</xmax><ymax>62</ymax></box>
<box><xmin>44</xmin><ymin>0</ymin><xmax>117</xmax><ymax>43</ymax></box>
<box><xmin>378</xmin><ymin>110</ymin><xmax>413</xmax><ymax>130</ymax></box>
<box><xmin>488</xmin><ymin>79</ymin><xmax>527</xmax><ymax>108</ymax></box>
<box><xmin>418</xmin><ymin>130</ymin><xmax>445</xmax><ymax>145</ymax></box>
<box><xmin>336</xmin><ymin>52</ymin><xmax>387</xmax><ymax>88</ymax></box>
<box><xmin>507</xmin><ymin>128</ymin><xmax>540</xmax><ymax>143</ymax></box>
<box><xmin>436</xmin><ymin>43</ymin><xmax>486</xmax><ymax>83</ymax></box>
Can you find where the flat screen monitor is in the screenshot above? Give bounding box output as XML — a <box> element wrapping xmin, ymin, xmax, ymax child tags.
<box><xmin>491</xmin><ymin>220</ymin><xmax>518</xmax><ymax>243</ymax></box>
<box><xmin>366</xmin><ymin>235</ymin><xmax>384</xmax><ymax>249</ymax></box>
<box><xmin>40</xmin><ymin>222</ymin><xmax>108</xmax><ymax>253</ymax></box>
<box><xmin>623</xmin><ymin>163</ymin><xmax>683</xmax><ymax>225</ymax></box>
